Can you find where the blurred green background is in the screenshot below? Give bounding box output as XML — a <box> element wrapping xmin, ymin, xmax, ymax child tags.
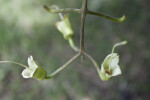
<box><xmin>0</xmin><ymin>0</ymin><xmax>150</xmax><ymax>100</ymax></box>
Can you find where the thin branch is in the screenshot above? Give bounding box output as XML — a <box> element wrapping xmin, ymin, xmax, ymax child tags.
<box><xmin>43</xmin><ymin>5</ymin><xmax>81</xmax><ymax>13</ymax></box>
<box><xmin>45</xmin><ymin>53</ymin><xmax>81</xmax><ymax>79</ymax></box>
<box><xmin>87</xmin><ymin>10</ymin><xmax>126</xmax><ymax>23</ymax></box>
<box><xmin>84</xmin><ymin>52</ymin><xmax>100</xmax><ymax>71</ymax></box>
<box><xmin>0</xmin><ymin>61</ymin><xmax>33</xmax><ymax>71</ymax></box>
<box><xmin>111</xmin><ymin>40</ymin><xmax>127</xmax><ymax>54</ymax></box>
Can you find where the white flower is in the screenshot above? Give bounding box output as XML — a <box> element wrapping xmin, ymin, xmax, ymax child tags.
<box><xmin>22</xmin><ymin>56</ymin><xmax>47</xmax><ymax>80</ymax></box>
<box><xmin>56</xmin><ymin>14</ymin><xmax>74</xmax><ymax>40</ymax></box>
<box><xmin>99</xmin><ymin>53</ymin><xmax>121</xmax><ymax>81</ymax></box>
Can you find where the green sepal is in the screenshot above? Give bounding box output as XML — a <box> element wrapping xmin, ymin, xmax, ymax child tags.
<box><xmin>33</xmin><ymin>61</ymin><xmax>47</xmax><ymax>80</ymax></box>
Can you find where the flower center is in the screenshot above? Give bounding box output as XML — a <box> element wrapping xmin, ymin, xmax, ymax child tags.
<box><xmin>105</xmin><ymin>69</ymin><xmax>112</xmax><ymax>75</ymax></box>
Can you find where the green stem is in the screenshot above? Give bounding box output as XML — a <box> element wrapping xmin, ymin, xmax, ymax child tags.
<box><xmin>111</xmin><ymin>40</ymin><xmax>127</xmax><ymax>54</ymax></box>
<box><xmin>0</xmin><ymin>61</ymin><xmax>32</xmax><ymax>70</ymax></box>
<box><xmin>51</xmin><ymin>5</ymin><xmax>64</xmax><ymax>20</ymax></box>
<box><xmin>43</xmin><ymin>5</ymin><xmax>81</xmax><ymax>13</ymax></box>
<box><xmin>84</xmin><ymin>52</ymin><xmax>100</xmax><ymax>71</ymax></box>
<box><xmin>68</xmin><ymin>38</ymin><xmax>79</xmax><ymax>52</ymax></box>
<box><xmin>45</xmin><ymin>53</ymin><xmax>81</xmax><ymax>79</ymax></box>
<box><xmin>87</xmin><ymin>10</ymin><xmax>126</xmax><ymax>23</ymax></box>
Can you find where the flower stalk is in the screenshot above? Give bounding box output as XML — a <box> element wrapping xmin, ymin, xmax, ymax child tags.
<box><xmin>111</xmin><ymin>41</ymin><xmax>127</xmax><ymax>54</ymax></box>
<box><xmin>68</xmin><ymin>38</ymin><xmax>79</xmax><ymax>52</ymax></box>
<box><xmin>46</xmin><ymin>53</ymin><xmax>81</xmax><ymax>79</ymax></box>
<box><xmin>0</xmin><ymin>61</ymin><xmax>30</xmax><ymax>70</ymax></box>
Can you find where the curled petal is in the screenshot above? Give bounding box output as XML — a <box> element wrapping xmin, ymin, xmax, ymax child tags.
<box><xmin>109</xmin><ymin>54</ymin><xmax>119</xmax><ymax>68</ymax></box>
<box><xmin>22</xmin><ymin>69</ymin><xmax>33</xmax><ymax>78</ymax></box>
<box><xmin>102</xmin><ymin>53</ymin><xmax>117</xmax><ymax>69</ymax></box>
<box><xmin>28</xmin><ymin>56</ymin><xmax>38</xmax><ymax>70</ymax></box>
<box><xmin>112</xmin><ymin>65</ymin><xmax>122</xmax><ymax>76</ymax></box>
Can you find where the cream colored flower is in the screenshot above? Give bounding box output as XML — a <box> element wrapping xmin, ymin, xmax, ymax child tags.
<box><xmin>22</xmin><ymin>56</ymin><xmax>47</xmax><ymax>80</ymax></box>
<box><xmin>56</xmin><ymin>14</ymin><xmax>74</xmax><ymax>40</ymax></box>
<box><xmin>99</xmin><ymin>53</ymin><xmax>121</xmax><ymax>81</ymax></box>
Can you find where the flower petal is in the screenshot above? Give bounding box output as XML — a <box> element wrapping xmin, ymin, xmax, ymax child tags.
<box><xmin>103</xmin><ymin>54</ymin><xmax>112</xmax><ymax>67</ymax></box>
<box><xmin>22</xmin><ymin>69</ymin><xmax>32</xmax><ymax>78</ymax></box>
<box><xmin>103</xmin><ymin>53</ymin><xmax>118</xmax><ymax>69</ymax></box>
<box><xmin>30</xmin><ymin>69</ymin><xmax>36</xmax><ymax>78</ymax></box>
<box><xmin>109</xmin><ymin>54</ymin><xmax>119</xmax><ymax>68</ymax></box>
<box><xmin>100</xmin><ymin>64</ymin><xmax>105</xmax><ymax>73</ymax></box>
<box><xmin>28</xmin><ymin>56</ymin><xmax>38</xmax><ymax>70</ymax></box>
<box><xmin>112</xmin><ymin>65</ymin><xmax>122</xmax><ymax>76</ymax></box>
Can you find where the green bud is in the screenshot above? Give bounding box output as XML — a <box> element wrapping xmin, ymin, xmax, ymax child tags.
<box><xmin>56</xmin><ymin>14</ymin><xmax>74</xmax><ymax>40</ymax></box>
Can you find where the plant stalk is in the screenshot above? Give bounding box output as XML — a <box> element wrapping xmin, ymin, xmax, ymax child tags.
<box><xmin>46</xmin><ymin>53</ymin><xmax>81</xmax><ymax>79</ymax></box>
<box><xmin>80</xmin><ymin>0</ymin><xmax>88</xmax><ymax>53</ymax></box>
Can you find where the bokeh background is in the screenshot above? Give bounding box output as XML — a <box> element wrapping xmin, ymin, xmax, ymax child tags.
<box><xmin>0</xmin><ymin>0</ymin><xmax>150</xmax><ymax>100</ymax></box>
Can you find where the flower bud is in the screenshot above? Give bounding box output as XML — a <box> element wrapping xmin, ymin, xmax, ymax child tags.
<box><xmin>56</xmin><ymin>14</ymin><xmax>74</xmax><ymax>40</ymax></box>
